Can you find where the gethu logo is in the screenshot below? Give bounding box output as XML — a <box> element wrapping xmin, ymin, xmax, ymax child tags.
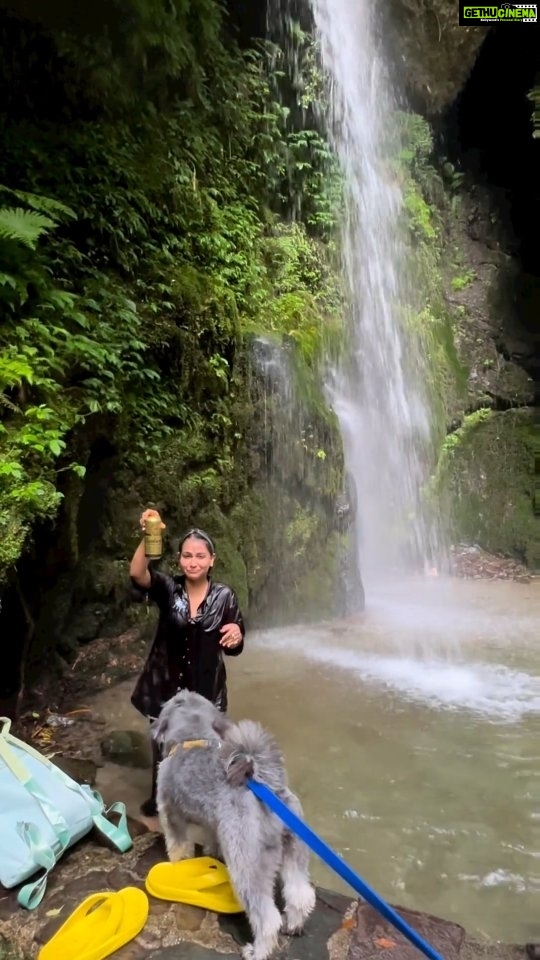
<box><xmin>459</xmin><ymin>3</ymin><xmax>538</xmax><ymax>21</ymax></box>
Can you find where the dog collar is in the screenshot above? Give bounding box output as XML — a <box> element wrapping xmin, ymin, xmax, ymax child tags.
<box><xmin>168</xmin><ymin>738</ymin><xmax>222</xmax><ymax>757</ymax></box>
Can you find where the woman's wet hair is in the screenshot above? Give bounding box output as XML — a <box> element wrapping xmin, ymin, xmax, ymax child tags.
<box><xmin>178</xmin><ymin>528</ymin><xmax>216</xmax><ymax>555</ymax></box>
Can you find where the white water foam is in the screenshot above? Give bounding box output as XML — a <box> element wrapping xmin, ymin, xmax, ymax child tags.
<box><xmin>311</xmin><ymin>647</ymin><xmax>540</xmax><ymax>721</ymax></box>
<box><xmin>459</xmin><ymin>869</ymin><xmax>539</xmax><ymax>893</ymax></box>
<box><xmin>253</xmin><ymin>626</ymin><xmax>540</xmax><ymax>721</ymax></box>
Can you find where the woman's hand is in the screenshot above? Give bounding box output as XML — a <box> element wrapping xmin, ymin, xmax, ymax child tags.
<box><xmin>219</xmin><ymin>623</ymin><xmax>243</xmax><ymax>648</ymax></box>
<box><xmin>140</xmin><ymin>508</ymin><xmax>166</xmax><ymax>531</ymax></box>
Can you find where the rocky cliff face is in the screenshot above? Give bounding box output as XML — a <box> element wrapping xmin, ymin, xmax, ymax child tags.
<box><xmin>448</xmin><ymin>190</ymin><xmax>535</xmax><ymax>415</ymax></box>
<box><xmin>410</xmin><ymin>16</ymin><xmax>539</xmax><ymax>569</ymax></box>
<box><xmin>385</xmin><ymin>1</ymin><xmax>489</xmax><ymax>113</ymax></box>
<box><xmin>435</xmin><ymin>187</ymin><xmax>538</xmax><ymax>567</ymax></box>
<box><xmin>378</xmin><ymin>4</ymin><xmax>538</xmax><ymax>568</ymax></box>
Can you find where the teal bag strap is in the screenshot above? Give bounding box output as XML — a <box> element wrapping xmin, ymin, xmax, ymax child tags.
<box><xmin>3</xmin><ymin>719</ymin><xmax>85</xmax><ymax>796</ymax></box>
<box><xmin>94</xmin><ymin>801</ymin><xmax>132</xmax><ymax>852</ymax></box>
<box><xmin>0</xmin><ymin>727</ymin><xmax>71</xmax><ymax>854</ymax></box>
<box><xmin>16</xmin><ymin>823</ymin><xmax>57</xmax><ymax>910</ymax></box>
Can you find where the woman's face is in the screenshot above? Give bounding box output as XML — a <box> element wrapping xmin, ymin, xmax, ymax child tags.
<box><xmin>178</xmin><ymin>537</ymin><xmax>215</xmax><ymax>582</ymax></box>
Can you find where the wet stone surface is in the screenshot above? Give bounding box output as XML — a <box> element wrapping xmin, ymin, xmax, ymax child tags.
<box><xmin>0</xmin><ymin>826</ymin><xmax>355</xmax><ymax>960</ymax></box>
<box><xmin>349</xmin><ymin>902</ymin><xmax>465</xmax><ymax>960</ymax></box>
<box><xmin>101</xmin><ymin>729</ymin><xmax>153</xmax><ymax>769</ymax></box>
<box><xmin>0</xmin><ymin>823</ymin><xmax>532</xmax><ymax>960</ymax></box>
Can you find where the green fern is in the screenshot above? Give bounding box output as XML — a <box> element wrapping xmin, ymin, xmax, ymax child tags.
<box><xmin>0</xmin><ymin>394</ymin><xmax>20</xmax><ymax>413</ymax></box>
<box><xmin>10</xmin><ymin>189</ymin><xmax>76</xmax><ymax>221</ymax></box>
<box><xmin>0</xmin><ymin>207</ymin><xmax>56</xmax><ymax>249</ymax></box>
<box><xmin>0</xmin><ymin>184</ymin><xmax>76</xmax><ymax>221</ymax></box>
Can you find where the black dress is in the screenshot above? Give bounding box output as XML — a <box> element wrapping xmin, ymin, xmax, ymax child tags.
<box><xmin>131</xmin><ymin>569</ymin><xmax>245</xmax><ymax>719</ymax></box>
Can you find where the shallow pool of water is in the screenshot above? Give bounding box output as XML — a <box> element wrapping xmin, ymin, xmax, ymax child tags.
<box><xmin>92</xmin><ymin>577</ymin><xmax>540</xmax><ymax>943</ymax></box>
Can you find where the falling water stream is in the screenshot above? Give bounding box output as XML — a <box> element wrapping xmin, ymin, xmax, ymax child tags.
<box><xmin>308</xmin><ymin>0</ymin><xmax>435</xmax><ymax>581</ymax></box>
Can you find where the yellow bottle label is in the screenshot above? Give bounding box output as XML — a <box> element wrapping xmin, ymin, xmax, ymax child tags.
<box><xmin>144</xmin><ymin>518</ymin><xmax>162</xmax><ymax>558</ymax></box>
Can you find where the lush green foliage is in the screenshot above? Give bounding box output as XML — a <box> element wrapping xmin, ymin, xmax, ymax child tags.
<box><xmin>393</xmin><ymin>112</ymin><xmax>470</xmax><ymax>440</ymax></box>
<box><xmin>0</xmin><ymin>4</ymin><xmax>344</xmax><ymax>580</ymax></box>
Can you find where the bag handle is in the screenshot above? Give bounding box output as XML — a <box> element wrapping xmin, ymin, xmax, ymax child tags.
<box><xmin>94</xmin><ymin>801</ymin><xmax>133</xmax><ymax>853</ymax></box>
<box><xmin>0</xmin><ymin>718</ymin><xmax>133</xmax><ymax>855</ymax></box>
<box><xmin>1</xmin><ymin>718</ymin><xmax>83</xmax><ymax>783</ymax></box>
<box><xmin>0</xmin><ymin>732</ymin><xmax>71</xmax><ymax>854</ymax></box>
<box><xmin>16</xmin><ymin>823</ymin><xmax>57</xmax><ymax>910</ymax></box>
<box><xmin>0</xmin><ymin>718</ymin><xmax>31</xmax><ymax>782</ymax></box>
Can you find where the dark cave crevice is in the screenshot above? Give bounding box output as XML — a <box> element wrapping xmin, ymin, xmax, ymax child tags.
<box><xmin>442</xmin><ymin>27</ymin><xmax>540</xmax><ymax>271</ymax></box>
<box><xmin>0</xmin><ymin>435</ymin><xmax>119</xmax><ymax>717</ymax></box>
<box><xmin>76</xmin><ymin>436</ymin><xmax>118</xmax><ymax>554</ymax></box>
<box><xmin>440</xmin><ymin>26</ymin><xmax>540</xmax><ymax>396</ymax></box>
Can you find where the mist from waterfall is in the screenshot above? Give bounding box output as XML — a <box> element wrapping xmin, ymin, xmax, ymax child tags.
<box><xmin>268</xmin><ymin>0</ymin><xmax>441</xmax><ymax>586</ymax></box>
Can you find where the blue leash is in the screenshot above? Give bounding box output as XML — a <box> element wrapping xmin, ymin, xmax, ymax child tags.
<box><xmin>247</xmin><ymin>779</ymin><xmax>444</xmax><ymax>960</ymax></box>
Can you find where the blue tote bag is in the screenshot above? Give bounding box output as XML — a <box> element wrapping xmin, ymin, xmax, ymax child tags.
<box><xmin>0</xmin><ymin>716</ymin><xmax>133</xmax><ymax>909</ymax></box>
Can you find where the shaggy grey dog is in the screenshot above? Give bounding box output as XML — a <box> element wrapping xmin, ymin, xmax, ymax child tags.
<box><xmin>152</xmin><ymin>690</ymin><xmax>316</xmax><ymax>960</ymax></box>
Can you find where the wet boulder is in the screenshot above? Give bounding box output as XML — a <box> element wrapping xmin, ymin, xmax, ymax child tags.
<box><xmin>101</xmin><ymin>729</ymin><xmax>152</xmax><ymax>769</ymax></box>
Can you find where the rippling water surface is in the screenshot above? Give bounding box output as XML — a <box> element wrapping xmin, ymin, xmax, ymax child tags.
<box><xmin>94</xmin><ymin>578</ymin><xmax>540</xmax><ymax>942</ymax></box>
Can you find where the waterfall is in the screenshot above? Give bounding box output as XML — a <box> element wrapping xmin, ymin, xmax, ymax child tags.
<box><xmin>312</xmin><ymin>0</ymin><xmax>435</xmax><ymax>581</ymax></box>
<box><xmin>268</xmin><ymin>0</ymin><xmax>440</xmax><ymax>589</ymax></box>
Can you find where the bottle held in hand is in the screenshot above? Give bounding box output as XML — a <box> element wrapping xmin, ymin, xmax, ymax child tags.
<box><xmin>143</xmin><ymin>510</ymin><xmax>164</xmax><ymax>559</ymax></box>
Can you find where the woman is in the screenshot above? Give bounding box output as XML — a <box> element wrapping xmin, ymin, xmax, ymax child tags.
<box><xmin>129</xmin><ymin>508</ymin><xmax>245</xmax><ymax>816</ymax></box>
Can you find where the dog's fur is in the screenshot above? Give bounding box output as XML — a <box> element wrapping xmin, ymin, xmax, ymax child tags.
<box><xmin>152</xmin><ymin>691</ymin><xmax>316</xmax><ymax>960</ymax></box>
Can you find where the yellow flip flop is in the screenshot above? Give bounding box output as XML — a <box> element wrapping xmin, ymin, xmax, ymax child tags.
<box><xmin>37</xmin><ymin>887</ymin><xmax>149</xmax><ymax>960</ymax></box>
<box><xmin>145</xmin><ymin>857</ymin><xmax>244</xmax><ymax>913</ymax></box>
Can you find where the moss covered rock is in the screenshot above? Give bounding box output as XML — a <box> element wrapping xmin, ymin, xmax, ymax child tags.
<box><xmin>437</xmin><ymin>409</ymin><xmax>538</xmax><ymax>566</ymax></box>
